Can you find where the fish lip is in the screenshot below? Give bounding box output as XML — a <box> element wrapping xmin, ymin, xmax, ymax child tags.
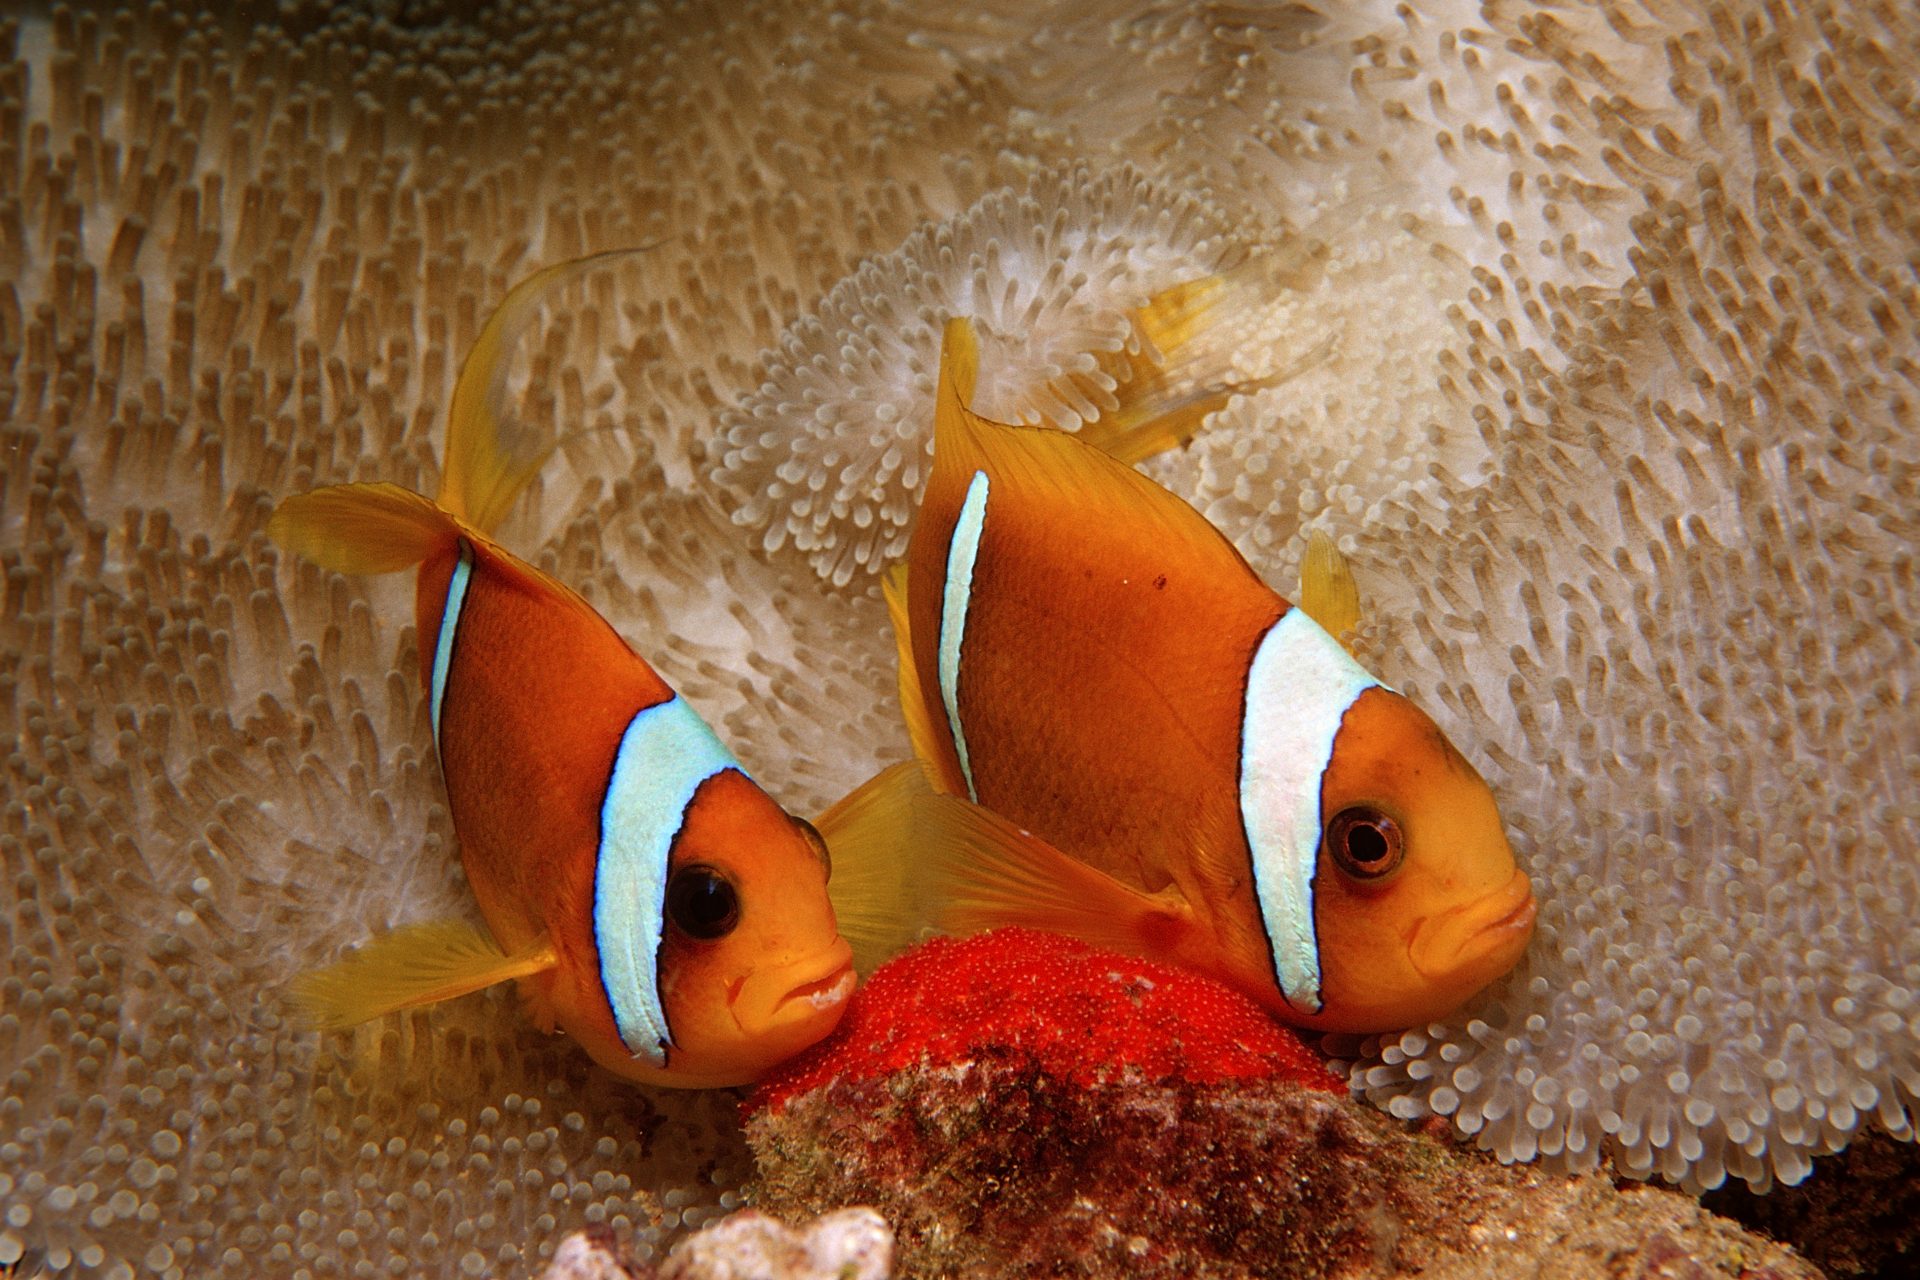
<box><xmin>778</xmin><ymin>961</ymin><xmax>856</xmax><ymax>1014</ymax></box>
<box><xmin>771</xmin><ymin>938</ymin><xmax>856</xmax><ymax>1015</ymax></box>
<box><xmin>1409</xmin><ymin>869</ymin><xmax>1537</xmax><ymax>982</ymax></box>
<box><xmin>1479</xmin><ymin>887</ymin><xmax>1539</xmax><ymax>937</ymax></box>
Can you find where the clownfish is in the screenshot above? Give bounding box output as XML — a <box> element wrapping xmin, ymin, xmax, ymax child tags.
<box><xmin>852</xmin><ymin>315</ymin><xmax>1535</xmax><ymax>1034</ymax></box>
<box><xmin>272</xmin><ymin>254</ymin><xmax>854</xmax><ymax>1087</ymax></box>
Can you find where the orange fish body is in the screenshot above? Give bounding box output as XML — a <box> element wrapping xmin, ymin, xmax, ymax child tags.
<box><xmin>272</xmin><ymin>256</ymin><xmax>852</xmax><ymax>1087</ymax></box>
<box><xmin>885</xmin><ymin>317</ymin><xmax>1534</xmax><ymax>1033</ymax></box>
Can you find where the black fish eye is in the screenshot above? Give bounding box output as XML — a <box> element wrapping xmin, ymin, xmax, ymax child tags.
<box><xmin>666</xmin><ymin>865</ymin><xmax>740</xmax><ymax>940</ymax></box>
<box><xmin>1326</xmin><ymin>806</ymin><xmax>1405</xmax><ymax>880</ymax></box>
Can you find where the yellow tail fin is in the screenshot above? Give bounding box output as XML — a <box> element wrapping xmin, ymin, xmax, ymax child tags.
<box><xmin>439</xmin><ymin>248</ymin><xmax>654</xmax><ymax>532</ymax></box>
<box><xmin>291</xmin><ymin>920</ymin><xmax>558</xmax><ymax>1030</ymax></box>
<box><xmin>1077</xmin><ymin>268</ymin><xmax>1304</xmax><ymax>465</ymax></box>
<box><xmin>1298</xmin><ymin>529</ymin><xmax>1361</xmax><ymax>642</ymax></box>
<box><xmin>267</xmin><ymin>482</ymin><xmax>461</xmax><ymax>576</ymax></box>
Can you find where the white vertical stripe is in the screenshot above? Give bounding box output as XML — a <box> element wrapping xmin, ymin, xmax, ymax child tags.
<box><xmin>938</xmin><ymin>471</ymin><xmax>991</xmax><ymax>802</ymax></box>
<box><xmin>595</xmin><ymin>696</ymin><xmax>741</xmax><ymax>1065</ymax></box>
<box><xmin>1239</xmin><ymin>608</ymin><xmax>1382</xmax><ymax>1016</ymax></box>
<box><xmin>429</xmin><ymin>545</ymin><xmax>474</xmax><ymax>742</ymax></box>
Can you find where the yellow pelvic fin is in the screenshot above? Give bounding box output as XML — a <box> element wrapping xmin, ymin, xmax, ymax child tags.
<box><xmin>1298</xmin><ymin>529</ymin><xmax>1361</xmax><ymax>642</ymax></box>
<box><xmin>439</xmin><ymin>248</ymin><xmax>655</xmax><ymax>533</ymax></box>
<box><xmin>267</xmin><ymin>482</ymin><xmax>461</xmax><ymax>576</ymax></box>
<box><xmin>290</xmin><ymin>921</ymin><xmax>558</xmax><ymax>1030</ymax></box>
<box><xmin>917</xmin><ymin>786</ymin><xmax>1193</xmax><ymax>960</ymax></box>
<box><xmin>813</xmin><ymin>760</ymin><xmax>941</xmax><ymax>976</ymax></box>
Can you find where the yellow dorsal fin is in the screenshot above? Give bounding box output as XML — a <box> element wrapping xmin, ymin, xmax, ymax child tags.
<box><xmin>1298</xmin><ymin>529</ymin><xmax>1361</xmax><ymax>642</ymax></box>
<box><xmin>267</xmin><ymin>481</ymin><xmax>462</xmax><ymax>576</ymax></box>
<box><xmin>813</xmin><ymin>760</ymin><xmax>938</xmax><ymax>976</ymax></box>
<box><xmin>935</xmin><ymin>316</ymin><xmax>1262</xmax><ymax>590</ymax></box>
<box><xmin>291</xmin><ymin>921</ymin><xmax>558</xmax><ymax>1030</ymax></box>
<box><xmin>917</xmin><ymin>785</ymin><xmax>1193</xmax><ymax>959</ymax></box>
<box><xmin>439</xmin><ymin>247</ymin><xmax>653</xmax><ymax>533</ymax></box>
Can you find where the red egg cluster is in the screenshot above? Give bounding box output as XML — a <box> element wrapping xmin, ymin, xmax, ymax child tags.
<box><xmin>750</xmin><ymin>928</ymin><xmax>1344</xmax><ymax>1114</ymax></box>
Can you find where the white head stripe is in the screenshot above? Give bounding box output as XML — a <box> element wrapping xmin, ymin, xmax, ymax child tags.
<box><xmin>937</xmin><ymin>471</ymin><xmax>990</xmax><ymax>802</ymax></box>
<box><xmin>1238</xmin><ymin>607</ymin><xmax>1383</xmax><ymax>1015</ymax></box>
<box><xmin>595</xmin><ymin>695</ymin><xmax>742</xmax><ymax>1065</ymax></box>
<box><xmin>429</xmin><ymin>545</ymin><xmax>474</xmax><ymax>743</ymax></box>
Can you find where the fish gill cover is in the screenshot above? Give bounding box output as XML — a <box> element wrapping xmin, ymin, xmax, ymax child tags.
<box><xmin>0</xmin><ymin>1</ymin><xmax>1915</xmax><ymax>1277</ymax></box>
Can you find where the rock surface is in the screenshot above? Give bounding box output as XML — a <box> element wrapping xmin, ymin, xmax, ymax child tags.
<box><xmin>751</xmin><ymin>1069</ymin><xmax>1822</xmax><ymax>1280</ymax></box>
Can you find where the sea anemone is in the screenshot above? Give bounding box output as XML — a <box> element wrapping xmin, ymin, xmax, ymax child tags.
<box><xmin>712</xmin><ymin>0</ymin><xmax>1920</xmax><ymax>1194</ymax></box>
<box><xmin>3</xmin><ymin>2</ymin><xmax>1915</xmax><ymax>1276</ymax></box>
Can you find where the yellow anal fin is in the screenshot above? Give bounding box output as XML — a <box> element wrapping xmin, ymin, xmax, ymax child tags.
<box><xmin>813</xmin><ymin>760</ymin><xmax>939</xmax><ymax>976</ymax></box>
<box><xmin>440</xmin><ymin>247</ymin><xmax>655</xmax><ymax>534</ymax></box>
<box><xmin>918</xmin><ymin>788</ymin><xmax>1192</xmax><ymax>961</ymax></box>
<box><xmin>267</xmin><ymin>482</ymin><xmax>460</xmax><ymax>576</ymax></box>
<box><xmin>881</xmin><ymin>563</ymin><xmax>969</xmax><ymax>799</ymax></box>
<box><xmin>291</xmin><ymin>921</ymin><xmax>558</xmax><ymax>1030</ymax></box>
<box><xmin>1298</xmin><ymin>529</ymin><xmax>1361</xmax><ymax>643</ymax></box>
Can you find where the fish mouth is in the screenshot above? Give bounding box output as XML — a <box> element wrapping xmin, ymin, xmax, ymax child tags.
<box><xmin>1409</xmin><ymin>869</ymin><xmax>1537</xmax><ymax>985</ymax></box>
<box><xmin>716</xmin><ymin>937</ymin><xmax>856</xmax><ymax>1069</ymax></box>
<box><xmin>779</xmin><ymin>959</ymin><xmax>856</xmax><ymax>1014</ymax></box>
<box><xmin>769</xmin><ymin>937</ymin><xmax>857</xmax><ymax>1017</ymax></box>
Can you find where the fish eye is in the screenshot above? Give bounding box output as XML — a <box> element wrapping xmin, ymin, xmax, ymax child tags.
<box><xmin>792</xmin><ymin>816</ymin><xmax>832</xmax><ymax>876</ymax></box>
<box><xmin>1325</xmin><ymin>806</ymin><xmax>1404</xmax><ymax>881</ymax></box>
<box><xmin>666</xmin><ymin>865</ymin><xmax>740</xmax><ymax>940</ymax></box>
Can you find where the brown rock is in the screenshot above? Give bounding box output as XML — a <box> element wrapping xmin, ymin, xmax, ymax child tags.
<box><xmin>749</xmin><ymin>1064</ymin><xmax>1823</xmax><ymax>1280</ymax></box>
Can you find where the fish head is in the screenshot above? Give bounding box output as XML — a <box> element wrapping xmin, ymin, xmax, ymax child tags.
<box><xmin>657</xmin><ymin>770</ymin><xmax>856</xmax><ymax>1084</ymax></box>
<box><xmin>580</xmin><ymin>769</ymin><xmax>855</xmax><ymax>1088</ymax></box>
<box><xmin>1302</xmin><ymin>687</ymin><xmax>1535</xmax><ymax>1033</ymax></box>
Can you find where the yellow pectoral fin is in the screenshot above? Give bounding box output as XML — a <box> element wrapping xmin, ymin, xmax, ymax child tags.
<box><xmin>290</xmin><ymin>921</ymin><xmax>558</xmax><ymax>1030</ymax></box>
<box><xmin>814</xmin><ymin>760</ymin><xmax>940</xmax><ymax>976</ymax></box>
<box><xmin>919</xmin><ymin>789</ymin><xmax>1192</xmax><ymax>960</ymax></box>
<box><xmin>267</xmin><ymin>482</ymin><xmax>459</xmax><ymax>576</ymax></box>
<box><xmin>1298</xmin><ymin>529</ymin><xmax>1361</xmax><ymax>643</ymax></box>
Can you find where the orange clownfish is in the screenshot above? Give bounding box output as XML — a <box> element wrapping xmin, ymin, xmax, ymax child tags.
<box><xmin>868</xmin><ymin>315</ymin><xmax>1535</xmax><ymax>1034</ymax></box>
<box><xmin>272</xmin><ymin>255</ymin><xmax>854</xmax><ymax>1087</ymax></box>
